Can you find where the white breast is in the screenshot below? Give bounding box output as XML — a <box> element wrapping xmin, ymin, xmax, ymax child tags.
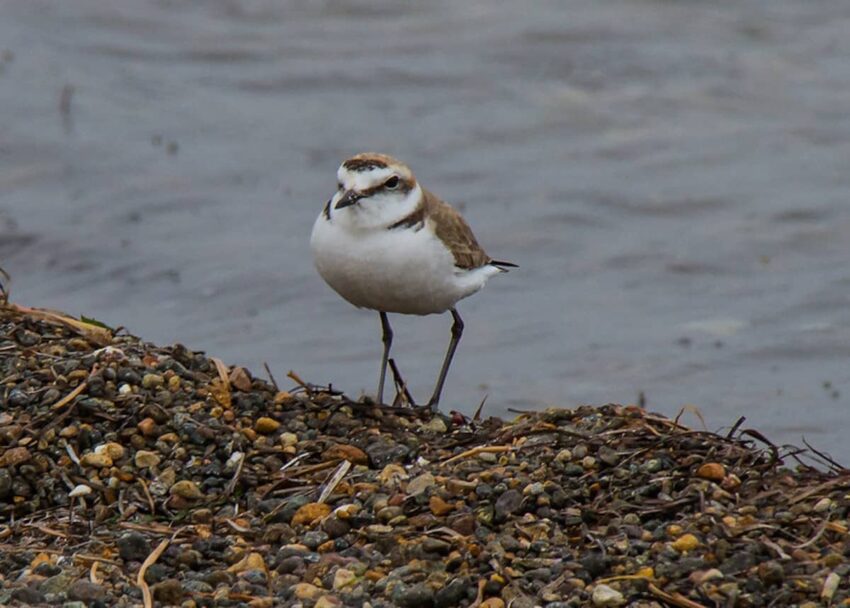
<box><xmin>310</xmin><ymin>213</ymin><xmax>498</xmax><ymax>315</ymax></box>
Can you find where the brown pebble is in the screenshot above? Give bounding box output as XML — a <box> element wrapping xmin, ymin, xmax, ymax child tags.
<box><xmin>322</xmin><ymin>444</ymin><xmax>368</xmax><ymax>465</ymax></box>
<box><xmin>0</xmin><ymin>446</ymin><xmax>31</xmax><ymax>467</ymax></box>
<box><xmin>255</xmin><ymin>417</ymin><xmax>281</xmax><ymax>434</ymax></box>
<box><xmin>696</xmin><ymin>462</ymin><xmax>726</xmax><ymax>481</ymax></box>
<box><xmin>429</xmin><ymin>495</ymin><xmax>455</xmax><ymax>516</ymax></box>
<box><xmin>137</xmin><ymin>417</ymin><xmax>158</xmax><ymax>437</ymax></box>
<box><xmin>291</xmin><ymin>502</ymin><xmax>332</xmax><ymax>526</ymax></box>
<box><xmin>152</xmin><ymin>579</ymin><xmax>184</xmax><ymax>605</ymax></box>
<box><xmin>169</xmin><ymin>480</ymin><xmax>204</xmax><ymax>500</ymax></box>
<box><xmin>229</xmin><ymin>366</ymin><xmax>252</xmax><ymax>391</ymax></box>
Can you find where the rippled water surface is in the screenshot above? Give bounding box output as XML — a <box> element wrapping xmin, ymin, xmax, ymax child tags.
<box><xmin>3</xmin><ymin>1</ymin><xmax>850</xmax><ymax>458</ymax></box>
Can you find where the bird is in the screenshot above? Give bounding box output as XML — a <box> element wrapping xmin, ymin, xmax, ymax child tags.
<box><xmin>310</xmin><ymin>152</ymin><xmax>515</xmax><ymax>411</ymax></box>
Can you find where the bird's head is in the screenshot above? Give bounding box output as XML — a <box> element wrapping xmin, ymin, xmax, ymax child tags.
<box><xmin>328</xmin><ymin>153</ymin><xmax>421</xmax><ymax>229</ymax></box>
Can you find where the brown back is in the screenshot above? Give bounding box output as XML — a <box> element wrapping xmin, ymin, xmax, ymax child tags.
<box><xmin>422</xmin><ymin>189</ymin><xmax>491</xmax><ymax>270</ymax></box>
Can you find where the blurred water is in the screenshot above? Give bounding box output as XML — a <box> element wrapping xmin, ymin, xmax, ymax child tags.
<box><xmin>2</xmin><ymin>1</ymin><xmax>850</xmax><ymax>459</ymax></box>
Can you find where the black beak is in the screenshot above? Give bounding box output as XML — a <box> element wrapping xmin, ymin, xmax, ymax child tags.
<box><xmin>335</xmin><ymin>189</ymin><xmax>363</xmax><ymax>210</ymax></box>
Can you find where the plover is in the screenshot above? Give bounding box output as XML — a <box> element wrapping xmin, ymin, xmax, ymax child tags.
<box><xmin>310</xmin><ymin>153</ymin><xmax>515</xmax><ymax>410</ymax></box>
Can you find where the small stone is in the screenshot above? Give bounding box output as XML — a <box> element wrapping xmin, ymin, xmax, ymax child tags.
<box><xmin>10</xmin><ymin>586</ymin><xmax>45</xmax><ymax>605</ymax></box>
<box><xmin>170</xmin><ymin>480</ymin><xmax>204</xmax><ymax>500</ymax></box>
<box><xmin>323</xmin><ymin>443</ymin><xmax>369</xmax><ymax>465</ymax></box>
<box><xmin>591</xmin><ymin>583</ymin><xmax>625</xmax><ymax>606</ymax></box>
<box><xmin>813</xmin><ymin>497</ymin><xmax>834</xmax><ymax>513</ymax></box>
<box><xmin>315</xmin><ymin>595</ymin><xmax>342</xmax><ymax>608</ymax></box>
<box><xmin>757</xmin><ymin>560</ymin><xmax>784</xmax><ymax>586</ymax></box>
<box><xmin>695</xmin><ymin>462</ymin><xmax>725</xmax><ymax>481</ymax></box>
<box><xmin>435</xmin><ymin>579</ymin><xmax>468</xmax><ymax>608</ymax></box>
<box><xmin>429</xmin><ymin>495</ymin><xmax>454</xmax><ymax>516</ymax></box>
<box><xmin>0</xmin><ymin>446</ymin><xmax>31</xmax><ymax>467</ymax></box>
<box><xmin>333</xmin><ymin>568</ymin><xmax>356</xmax><ymax>590</ymax></box>
<box><xmin>152</xmin><ymin>579</ymin><xmax>183</xmax><ymax>605</ymax></box>
<box><xmin>821</xmin><ymin>571</ymin><xmax>840</xmax><ymax>601</ymax></box>
<box><xmin>694</xmin><ymin>568</ymin><xmax>724</xmax><ymax>584</ymax></box>
<box><xmin>0</xmin><ymin>468</ymin><xmax>10</xmax><ymax>498</ymax></box>
<box><xmin>598</xmin><ymin>445</ymin><xmax>619</xmax><ymax>466</ymax></box>
<box><xmin>392</xmin><ymin>582</ymin><xmax>435</xmax><ymax>608</ymax></box>
<box><xmin>643</xmin><ymin>458</ymin><xmax>663</xmax><ymax>473</ymax></box>
<box><xmin>118</xmin><ymin>531</ymin><xmax>150</xmax><ymax>562</ymax></box>
<box><xmin>228</xmin><ymin>552</ymin><xmax>266</xmax><ymax>574</ymax></box>
<box><xmin>421</xmin><ymin>417</ymin><xmax>448</xmax><ymax>433</ymax></box>
<box><xmin>293</xmin><ymin>583</ymin><xmax>323</xmax><ymax>600</ymax></box>
<box><xmin>495</xmin><ymin>489</ymin><xmax>523</xmax><ymax>519</ymax></box>
<box><xmin>562</xmin><ymin>463</ymin><xmax>584</xmax><ymax>477</ymax></box>
<box><xmin>292</xmin><ymin>502</ymin><xmax>332</xmax><ymax>526</ymax></box>
<box><xmin>8</xmin><ymin>388</ymin><xmax>31</xmax><ymax>407</ymax></box>
<box><xmin>555</xmin><ymin>449</ymin><xmax>572</xmax><ymax>462</ymax></box>
<box><xmin>80</xmin><ymin>452</ymin><xmax>113</xmax><ymax>468</ymax></box>
<box><xmin>280</xmin><ymin>432</ymin><xmax>298</xmax><ymax>447</ymax></box>
<box><xmin>255</xmin><ymin>417</ymin><xmax>281</xmax><ymax>434</ymax></box>
<box><xmin>229</xmin><ymin>366</ymin><xmax>252</xmax><ymax>391</ymax></box>
<box><xmin>407</xmin><ymin>472</ymin><xmax>436</xmax><ymax>496</ymax></box>
<box><xmin>365</xmin><ymin>438</ymin><xmax>410</xmax><ymax>467</ymax></box>
<box><xmin>68</xmin><ymin>580</ymin><xmax>105</xmax><ymax>603</ymax></box>
<box><xmin>38</xmin><ymin>573</ymin><xmax>75</xmax><ymax>594</ymax></box>
<box><xmin>142</xmin><ymin>373</ymin><xmax>164</xmax><ymax>389</ymax></box>
<box><xmin>95</xmin><ymin>442</ymin><xmax>124</xmax><ymax>460</ymax></box>
<box><xmin>480</xmin><ymin>599</ymin><xmax>505</xmax><ymax>608</ymax></box>
<box><xmin>523</xmin><ymin>482</ymin><xmax>545</xmax><ymax>496</ymax></box>
<box><xmin>581</xmin><ymin>456</ymin><xmax>596</xmax><ymax>469</ymax></box>
<box><xmin>671</xmin><ymin>533</ymin><xmax>700</xmax><ymax>553</ymax></box>
<box><xmin>138</xmin><ymin>417</ymin><xmax>159</xmax><ymax>437</ymax></box>
<box><xmin>134</xmin><ymin>449</ymin><xmax>161</xmax><ymax>468</ymax></box>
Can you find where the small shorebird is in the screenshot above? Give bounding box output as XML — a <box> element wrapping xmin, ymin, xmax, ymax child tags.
<box><xmin>310</xmin><ymin>153</ymin><xmax>515</xmax><ymax>411</ymax></box>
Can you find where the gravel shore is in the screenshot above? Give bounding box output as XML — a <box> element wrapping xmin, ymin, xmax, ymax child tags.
<box><xmin>1</xmin><ymin>302</ymin><xmax>848</xmax><ymax>607</ymax></box>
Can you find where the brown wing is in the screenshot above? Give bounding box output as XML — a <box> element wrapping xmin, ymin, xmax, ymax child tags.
<box><xmin>422</xmin><ymin>188</ymin><xmax>491</xmax><ymax>270</ymax></box>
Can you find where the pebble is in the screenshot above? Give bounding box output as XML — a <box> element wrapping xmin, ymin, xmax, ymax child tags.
<box><xmin>671</xmin><ymin>533</ymin><xmax>700</xmax><ymax>553</ymax></box>
<box><xmin>68</xmin><ymin>580</ymin><xmax>105</xmax><ymax>603</ymax></box>
<box><xmin>591</xmin><ymin>584</ymin><xmax>625</xmax><ymax>607</ymax></box>
<box><xmin>118</xmin><ymin>531</ymin><xmax>150</xmax><ymax>562</ymax></box>
<box><xmin>134</xmin><ymin>450</ymin><xmax>161</xmax><ymax>468</ymax></box>
<box><xmin>293</xmin><ymin>582</ymin><xmax>323</xmax><ymax>600</ymax></box>
<box><xmin>696</xmin><ymin>462</ymin><xmax>725</xmax><ymax>481</ymax></box>
<box><xmin>407</xmin><ymin>472</ymin><xmax>436</xmax><ymax>496</ymax></box>
<box><xmin>255</xmin><ymin>417</ymin><xmax>281</xmax><ymax>434</ymax></box>
<box><xmin>292</xmin><ymin>502</ymin><xmax>332</xmax><ymax>526</ymax></box>
<box><xmin>495</xmin><ymin>489</ymin><xmax>523</xmax><ymax>518</ymax></box>
<box><xmin>152</xmin><ymin>579</ymin><xmax>183</xmax><ymax>605</ymax></box>
<box><xmin>391</xmin><ymin>582</ymin><xmax>434</xmax><ymax>608</ymax></box>
<box><xmin>170</xmin><ymin>479</ymin><xmax>204</xmax><ymax>500</ymax></box>
<box><xmin>333</xmin><ymin>568</ymin><xmax>356</xmax><ymax>590</ymax></box>
<box><xmin>429</xmin><ymin>495</ymin><xmax>454</xmax><ymax>516</ymax></box>
<box><xmin>142</xmin><ymin>373</ymin><xmax>164</xmax><ymax>389</ymax></box>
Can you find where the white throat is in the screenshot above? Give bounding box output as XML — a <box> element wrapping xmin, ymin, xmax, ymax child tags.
<box><xmin>330</xmin><ymin>184</ymin><xmax>423</xmax><ymax>232</ymax></box>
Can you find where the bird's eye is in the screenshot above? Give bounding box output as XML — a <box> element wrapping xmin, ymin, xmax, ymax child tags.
<box><xmin>337</xmin><ymin>182</ymin><xmax>344</xmax><ymax>190</ymax></box>
<box><xmin>384</xmin><ymin>176</ymin><xmax>400</xmax><ymax>190</ymax></box>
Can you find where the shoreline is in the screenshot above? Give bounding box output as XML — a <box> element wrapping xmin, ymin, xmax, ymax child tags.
<box><xmin>1</xmin><ymin>301</ymin><xmax>848</xmax><ymax>607</ymax></box>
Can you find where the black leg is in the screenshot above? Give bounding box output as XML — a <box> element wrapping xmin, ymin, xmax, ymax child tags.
<box><xmin>377</xmin><ymin>312</ymin><xmax>393</xmax><ymax>404</ymax></box>
<box><xmin>427</xmin><ymin>308</ymin><xmax>464</xmax><ymax>411</ymax></box>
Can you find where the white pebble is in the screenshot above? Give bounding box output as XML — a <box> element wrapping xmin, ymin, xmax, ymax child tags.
<box><xmin>592</xmin><ymin>584</ymin><xmax>625</xmax><ymax>607</ymax></box>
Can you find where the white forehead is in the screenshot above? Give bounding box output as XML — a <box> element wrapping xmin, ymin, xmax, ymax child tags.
<box><xmin>337</xmin><ymin>165</ymin><xmax>398</xmax><ymax>190</ymax></box>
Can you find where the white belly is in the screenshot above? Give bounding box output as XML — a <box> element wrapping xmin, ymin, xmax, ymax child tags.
<box><xmin>310</xmin><ymin>215</ymin><xmax>494</xmax><ymax>315</ymax></box>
